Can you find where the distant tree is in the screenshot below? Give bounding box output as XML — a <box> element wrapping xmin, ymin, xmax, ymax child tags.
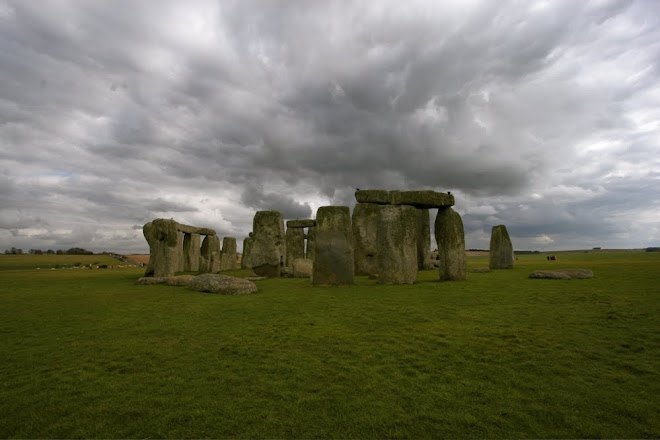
<box><xmin>65</xmin><ymin>247</ymin><xmax>93</xmax><ymax>255</ymax></box>
<box><xmin>7</xmin><ymin>247</ymin><xmax>24</xmax><ymax>255</ymax></box>
<box><xmin>46</xmin><ymin>249</ymin><xmax>55</xmax><ymax>254</ymax></box>
<box><xmin>29</xmin><ymin>249</ymin><xmax>44</xmax><ymax>255</ymax></box>
<box><xmin>56</xmin><ymin>250</ymin><xmax>65</xmax><ymax>255</ymax></box>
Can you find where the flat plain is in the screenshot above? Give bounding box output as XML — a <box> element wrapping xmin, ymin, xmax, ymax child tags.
<box><xmin>0</xmin><ymin>251</ymin><xmax>658</xmax><ymax>438</ymax></box>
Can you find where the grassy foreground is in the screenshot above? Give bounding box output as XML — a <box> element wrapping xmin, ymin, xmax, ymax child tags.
<box><xmin>0</xmin><ymin>252</ymin><xmax>658</xmax><ymax>438</ymax></box>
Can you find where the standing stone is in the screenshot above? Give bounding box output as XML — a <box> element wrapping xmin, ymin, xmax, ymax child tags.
<box><xmin>241</xmin><ymin>233</ymin><xmax>254</xmax><ymax>269</ymax></box>
<box><xmin>285</xmin><ymin>227</ymin><xmax>305</xmax><ymax>268</ymax></box>
<box><xmin>313</xmin><ymin>206</ymin><xmax>354</xmax><ymax>286</ymax></box>
<box><xmin>200</xmin><ymin>234</ymin><xmax>221</xmax><ymax>273</ymax></box>
<box><xmin>143</xmin><ymin>219</ymin><xmax>181</xmax><ymax>277</ymax></box>
<box><xmin>352</xmin><ymin>203</ymin><xmax>381</xmax><ymax>276</ymax></box>
<box><xmin>434</xmin><ymin>207</ymin><xmax>467</xmax><ymax>281</ymax></box>
<box><xmin>183</xmin><ymin>233</ymin><xmax>201</xmax><ymax>272</ymax></box>
<box><xmin>220</xmin><ymin>237</ymin><xmax>238</xmax><ymax>271</ymax></box>
<box><xmin>377</xmin><ymin>205</ymin><xmax>418</xmax><ymax>284</ymax></box>
<box><xmin>292</xmin><ymin>258</ymin><xmax>313</xmax><ymax>278</ymax></box>
<box><xmin>250</xmin><ymin>211</ymin><xmax>286</xmax><ymax>278</ymax></box>
<box><xmin>417</xmin><ymin>208</ymin><xmax>433</xmax><ymax>270</ymax></box>
<box><xmin>306</xmin><ymin>227</ymin><xmax>316</xmax><ymax>261</ymax></box>
<box><xmin>175</xmin><ymin>232</ymin><xmax>184</xmax><ymax>273</ymax></box>
<box><xmin>489</xmin><ymin>225</ymin><xmax>514</xmax><ymax>269</ymax></box>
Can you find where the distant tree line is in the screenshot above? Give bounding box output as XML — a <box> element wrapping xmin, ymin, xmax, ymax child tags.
<box><xmin>4</xmin><ymin>247</ymin><xmax>94</xmax><ymax>255</ymax></box>
<box><xmin>646</xmin><ymin>247</ymin><xmax>660</xmax><ymax>252</ymax></box>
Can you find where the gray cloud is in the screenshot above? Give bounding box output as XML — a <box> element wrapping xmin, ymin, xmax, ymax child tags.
<box><xmin>1</xmin><ymin>0</ymin><xmax>659</xmax><ymax>253</ymax></box>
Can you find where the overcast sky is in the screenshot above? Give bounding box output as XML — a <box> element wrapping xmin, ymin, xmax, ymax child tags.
<box><xmin>1</xmin><ymin>0</ymin><xmax>659</xmax><ymax>254</ymax></box>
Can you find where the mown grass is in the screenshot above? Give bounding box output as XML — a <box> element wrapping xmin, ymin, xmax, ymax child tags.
<box><xmin>0</xmin><ymin>252</ymin><xmax>658</xmax><ymax>438</ymax></box>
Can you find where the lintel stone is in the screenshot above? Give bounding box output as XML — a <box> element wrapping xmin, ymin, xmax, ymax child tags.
<box><xmin>355</xmin><ymin>189</ymin><xmax>454</xmax><ymax>208</ymax></box>
<box><xmin>286</xmin><ymin>219</ymin><xmax>317</xmax><ymax>228</ymax></box>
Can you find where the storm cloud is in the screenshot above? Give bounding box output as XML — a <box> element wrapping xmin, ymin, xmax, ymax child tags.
<box><xmin>1</xmin><ymin>0</ymin><xmax>658</xmax><ymax>253</ymax></box>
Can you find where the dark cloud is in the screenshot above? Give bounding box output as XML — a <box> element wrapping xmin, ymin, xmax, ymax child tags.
<box><xmin>1</xmin><ymin>0</ymin><xmax>659</xmax><ymax>253</ymax></box>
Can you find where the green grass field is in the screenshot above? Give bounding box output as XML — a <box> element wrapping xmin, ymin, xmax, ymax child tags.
<box><xmin>0</xmin><ymin>252</ymin><xmax>658</xmax><ymax>438</ymax></box>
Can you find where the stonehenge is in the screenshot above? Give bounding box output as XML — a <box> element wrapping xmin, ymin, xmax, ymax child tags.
<box><xmin>143</xmin><ymin>189</ymin><xmax>468</xmax><ymax>285</ymax></box>
<box><xmin>489</xmin><ymin>225</ymin><xmax>514</xmax><ymax>269</ymax></box>
<box><xmin>313</xmin><ymin>206</ymin><xmax>354</xmax><ymax>286</ymax></box>
<box><xmin>142</xmin><ymin>218</ymin><xmax>238</xmax><ymax>277</ymax></box>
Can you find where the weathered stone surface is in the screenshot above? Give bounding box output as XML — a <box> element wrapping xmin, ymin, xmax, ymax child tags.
<box><xmin>285</xmin><ymin>227</ymin><xmax>305</xmax><ymax>267</ymax></box>
<box><xmin>529</xmin><ymin>269</ymin><xmax>594</xmax><ymax>279</ymax></box>
<box><xmin>136</xmin><ymin>275</ymin><xmax>195</xmax><ymax>286</ymax></box>
<box><xmin>352</xmin><ymin>203</ymin><xmax>381</xmax><ymax>275</ymax></box>
<box><xmin>183</xmin><ymin>233</ymin><xmax>200</xmax><ymax>272</ymax></box>
<box><xmin>176</xmin><ymin>223</ymin><xmax>216</xmax><ymax>236</ymax></box>
<box><xmin>434</xmin><ymin>207</ymin><xmax>467</xmax><ymax>281</ymax></box>
<box><xmin>377</xmin><ymin>205</ymin><xmax>418</xmax><ymax>284</ymax></box>
<box><xmin>471</xmin><ymin>267</ymin><xmax>491</xmax><ymax>273</ymax></box>
<box><xmin>355</xmin><ymin>189</ymin><xmax>454</xmax><ymax>208</ymax></box>
<box><xmin>189</xmin><ymin>274</ymin><xmax>258</xmax><ymax>294</ymax></box>
<box><xmin>136</xmin><ymin>276</ymin><xmax>169</xmax><ymax>285</ymax></box>
<box><xmin>313</xmin><ymin>206</ymin><xmax>354</xmax><ymax>286</ymax></box>
<box><xmin>489</xmin><ymin>225</ymin><xmax>514</xmax><ymax>269</ymax></box>
<box><xmin>354</xmin><ymin>190</ymin><xmax>392</xmax><ymax>205</ymax></box>
<box><xmin>306</xmin><ymin>226</ymin><xmax>316</xmax><ymax>261</ymax></box>
<box><xmin>143</xmin><ymin>219</ymin><xmax>181</xmax><ymax>277</ymax></box>
<box><xmin>293</xmin><ymin>258</ymin><xmax>313</xmax><ymax>278</ymax></box>
<box><xmin>241</xmin><ymin>233</ymin><xmax>254</xmax><ymax>269</ymax></box>
<box><xmin>286</xmin><ymin>219</ymin><xmax>317</xmax><ymax>228</ymax></box>
<box><xmin>416</xmin><ymin>208</ymin><xmax>433</xmax><ymax>270</ymax></box>
<box><xmin>529</xmin><ymin>270</ymin><xmax>571</xmax><ymax>279</ymax></box>
<box><xmin>220</xmin><ymin>237</ymin><xmax>238</xmax><ymax>271</ymax></box>
<box><xmin>250</xmin><ymin>211</ymin><xmax>286</xmax><ymax>278</ymax></box>
<box><xmin>390</xmin><ymin>190</ymin><xmax>455</xmax><ymax>208</ymax></box>
<box><xmin>200</xmin><ymin>234</ymin><xmax>221</xmax><ymax>273</ymax></box>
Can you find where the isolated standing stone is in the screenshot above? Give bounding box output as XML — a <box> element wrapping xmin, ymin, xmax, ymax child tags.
<box><xmin>220</xmin><ymin>237</ymin><xmax>238</xmax><ymax>271</ymax></box>
<box><xmin>241</xmin><ymin>233</ymin><xmax>254</xmax><ymax>269</ymax></box>
<box><xmin>143</xmin><ymin>219</ymin><xmax>181</xmax><ymax>277</ymax></box>
<box><xmin>183</xmin><ymin>233</ymin><xmax>201</xmax><ymax>272</ymax></box>
<box><xmin>313</xmin><ymin>206</ymin><xmax>354</xmax><ymax>286</ymax></box>
<box><xmin>377</xmin><ymin>205</ymin><xmax>418</xmax><ymax>284</ymax></box>
<box><xmin>434</xmin><ymin>207</ymin><xmax>467</xmax><ymax>281</ymax></box>
<box><xmin>250</xmin><ymin>211</ymin><xmax>286</xmax><ymax>278</ymax></box>
<box><xmin>200</xmin><ymin>234</ymin><xmax>221</xmax><ymax>273</ymax></box>
<box><xmin>417</xmin><ymin>208</ymin><xmax>433</xmax><ymax>270</ymax></box>
<box><xmin>285</xmin><ymin>227</ymin><xmax>305</xmax><ymax>267</ymax></box>
<box><xmin>489</xmin><ymin>225</ymin><xmax>514</xmax><ymax>269</ymax></box>
<box><xmin>352</xmin><ymin>203</ymin><xmax>381</xmax><ymax>275</ymax></box>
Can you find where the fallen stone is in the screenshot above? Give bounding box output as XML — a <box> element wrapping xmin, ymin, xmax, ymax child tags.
<box><xmin>529</xmin><ymin>270</ymin><xmax>571</xmax><ymax>279</ymax></box>
<box><xmin>471</xmin><ymin>267</ymin><xmax>491</xmax><ymax>273</ymax></box>
<box><xmin>189</xmin><ymin>274</ymin><xmax>258</xmax><ymax>294</ymax></box>
<box><xmin>245</xmin><ymin>276</ymin><xmax>267</xmax><ymax>281</ymax></box>
<box><xmin>529</xmin><ymin>269</ymin><xmax>594</xmax><ymax>279</ymax></box>
<box><xmin>166</xmin><ymin>275</ymin><xmax>196</xmax><ymax>286</ymax></box>
<box><xmin>136</xmin><ymin>277</ymin><xmax>169</xmax><ymax>285</ymax></box>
